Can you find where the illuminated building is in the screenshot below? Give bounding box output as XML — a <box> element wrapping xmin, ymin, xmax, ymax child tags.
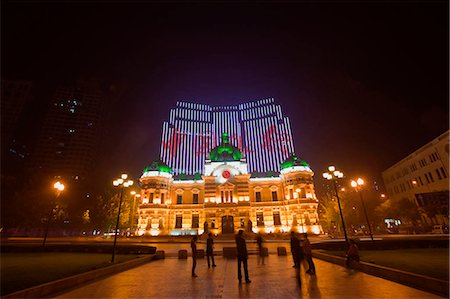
<box><xmin>137</xmin><ymin>133</ymin><xmax>322</xmax><ymax>236</ymax></box>
<box><xmin>382</xmin><ymin>130</ymin><xmax>449</xmax><ymax>225</ymax></box>
<box><xmin>160</xmin><ymin>98</ymin><xmax>295</xmax><ymax>175</ymax></box>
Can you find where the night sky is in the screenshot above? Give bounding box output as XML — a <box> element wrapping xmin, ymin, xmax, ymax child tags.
<box><xmin>3</xmin><ymin>2</ymin><xmax>449</xmax><ymax>187</ymax></box>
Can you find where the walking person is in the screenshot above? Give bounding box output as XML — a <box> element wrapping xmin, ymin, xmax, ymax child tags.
<box><xmin>290</xmin><ymin>231</ymin><xmax>301</xmax><ymax>268</ymax></box>
<box><xmin>235</xmin><ymin>230</ymin><xmax>251</xmax><ymax>283</ymax></box>
<box><xmin>302</xmin><ymin>233</ymin><xmax>316</xmax><ymax>275</ymax></box>
<box><xmin>206</xmin><ymin>232</ymin><xmax>216</xmax><ymax>268</ymax></box>
<box><xmin>346</xmin><ymin>239</ymin><xmax>360</xmax><ymax>268</ymax></box>
<box><xmin>256</xmin><ymin>233</ymin><xmax>265</xmax><ymax>265</ymax></box>
<box><xmin>191</xmin><ymin>235</ymin><xmax>198</xmax><ymax>277</ymax></box>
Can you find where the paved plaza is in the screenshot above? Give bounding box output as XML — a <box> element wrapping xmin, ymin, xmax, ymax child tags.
<box><xmin>56</xmin><ymin>255</ymin><xmax>441</xmax><ymax>298</ymax></box>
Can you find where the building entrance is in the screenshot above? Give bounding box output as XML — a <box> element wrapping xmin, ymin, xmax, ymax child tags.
<box><xmin>222</xmin><ymin>215</ymin><xmax>234</xmax><ymax>234</ymax></box>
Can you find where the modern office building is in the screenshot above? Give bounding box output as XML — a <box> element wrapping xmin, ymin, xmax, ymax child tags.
<box><xmin>137</xmin><ymin>132</ymin><xmax>322</xmax><ymax>236</ymax></box>
<box><xmin>382</xmin><ymin>130</ymin><xmax>449</xmax><ymax>225</ymax></box>
<box><xmin>160</xmin><ymin>98</ymin><xmax>295</xmax><ymax>175</ymax></box>
<box><xmin>31</xmin><ymin>80</ymin><xmax>106</xmax><ymax>180</ymax></box>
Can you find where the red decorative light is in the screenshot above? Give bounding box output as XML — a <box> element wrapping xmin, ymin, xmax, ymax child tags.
<box><xmin>222</xmin><ymin>170</ymin><xmax>231</xmax><ymax>179</ymax></box>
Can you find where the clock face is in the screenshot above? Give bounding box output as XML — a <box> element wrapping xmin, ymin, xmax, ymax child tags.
<box><xmin>222</xmin><ymin>170</ymin><xmax>231</xmax><ymax>179</ymax></box>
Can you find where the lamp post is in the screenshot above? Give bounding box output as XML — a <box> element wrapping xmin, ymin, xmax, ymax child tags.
<box><xmin>322</xmin><ymin>166</ymin><xmax>349</xmax><ymax>244</ymax></box>
<box><xmin>111</xmin><ymin>174</ymin><xmax>133</xmax><ymax>263</ymax></box>
<box><xmin>43</xmin><ymin>181</ymin><xmax>65</xmax><ymax>247</ymax></box>
<box><xmin>351</xmin><ymin>178</ymin><xmax>374</xmax><ymax>241</ymax></box>
<box><xmin>129</xmin><ymin>191</ymin><xmax>141</xmax><ymax>235</ymax></box>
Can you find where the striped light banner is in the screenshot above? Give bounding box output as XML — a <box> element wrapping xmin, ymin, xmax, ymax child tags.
<box><xmin>160</xmin><ymin>98</ymin><xmax>295</xmax><ymax>175</ymax></box>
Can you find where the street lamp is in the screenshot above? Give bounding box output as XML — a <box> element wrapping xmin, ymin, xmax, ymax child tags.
<box><xmin>43</xmin><ymin>181</ymin><xmax>65</xmax><ymax>247</ymax></box>
<box><xmin>322</xmin><ymin>166</ymin><xmax>349</xmax><ymax>244</ymax></box>
<box><xmin>351</xmin><ymin>178</ymin><xmax>374</xmax><ymax>241</ymax></box>
<box><xmin>129</xmin><ymin>191</ymin><xmax>141</xmax><ymax>235</ymax></box>
<box><xmin>111</xmin><ymin>174</ymin><xmax>133</xmax><ymax>263</ymax></box>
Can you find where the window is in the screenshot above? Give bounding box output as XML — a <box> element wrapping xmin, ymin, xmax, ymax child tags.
<box><xmin>256</xmin><ymin>212</ymin><xmax>264</xmax><ymax>226</ymax></box>
<box><xmin>273</xmin><ymin>212</ymin><xmax>281</xmax><ymax>226</ymax></box>
<box><xmin>300</xmin><ymin>188</ymin><xmax>306</xmax><ymax>198</ymax></box>
<box><xmin>193</xmin><ymin>193</ymin><xmax>199</xmax><ymax>204</ymax></box>
<box><xmin>149</xmin><ymin>193</ymin><xmax>154</xmax><ymax>203</ymax></box>
<box><xmin>161</xmin><ymin>193</ymin><xmax>165</xmax><ymax>202</ymax></box>
<box><xmin>211</xmin><ymin>219</ymin><xmax>216</xmax><ymax>228</ymax></box>
<box><xmin>177</xmin><ymin>194</ymin><xmax>182</xmax><ymax>204</ymax></box>
<box><xmin>436</xmin><ymin>169</ymin><xmax>443</xmax><ymax>180</ymax></box>
<box><xmin>289</xmin><ymin>189</ymin><xmax>294</xmax><ymax>199</ymax></box>
<box><xmin>255</xmin><ymin>191</ymin><xmax>261</xmax><ymax>202</ymax></box>
<box><xmin>192</xmin><ymin>215</ymin><xmax>199</xmax><ymax>228</ymax></box>
<box><xmin>424</xmin><ymin>173</ymin><xmax>430</xmax><ymax>184</ymax></box>
<box><xmin>440</xmin><ymin>167</ymin><xmax>447</xmax><ymax>178</ymax></box>
<box><xmin>175</xmin><ymin>215</ymin><xmax>182</xmax><ymax>228</ymax></box>
<box><xmin>418</xmin><ymin>176</ymin><xmax>424</xmax><ymax>185</ymax></box>
<box><xmin>271</xmin><ymin>191</ymin><xmax>278</xmax><ymax>201</ymax></box>
<box><xmin>240</xmin><ymin>218</ymin><xmax>245</xmax><ymax>228</ymax></box>
<box><xmin>428</xmin><ymin>172</ymin><xmax>434</xmax><ymax>182</ymax></box>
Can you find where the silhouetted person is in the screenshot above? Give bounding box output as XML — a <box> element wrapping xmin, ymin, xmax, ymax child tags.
<box><xmin>302</xmin><ymin>233</ymin><xmax>316</xmax><ymax>274</ymax></box>
<box><xmin>235</xmin><ymin>230</ymin><xmax>251</xmax><ymax>283</ymax></box>
<box><xmin>191</xmin><ymin>235</ymin><xmax>198</xmax><ymax>277</ymax></box>
<box><xmin>346</xmin><ymin>239</ymin><xmax>360</xmax><ymax>267</ymax></box>
<box><xmin>256</xmin><ymin>233</ymin><xmax>265</xmax><ymax>265</ymax></box>
<box><xmin>206</xmin><ymin>232</ymin><xmax>216</xmax><ymax>268</ymax></box>
<box><xmin>290</xmin><ymin>231</ymin><xmax>301</xmax><ymax>268</ymax></box>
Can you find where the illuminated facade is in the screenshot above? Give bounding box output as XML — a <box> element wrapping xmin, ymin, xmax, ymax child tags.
<box><xmin>160</xmin><ymin>98</ymin><xmax>295</xmax><ymax>175</ymax></box>
<box><xmin>137</xmin><ymin>133</ymin><xmax>322</xmax><ymax>236</ymax></box>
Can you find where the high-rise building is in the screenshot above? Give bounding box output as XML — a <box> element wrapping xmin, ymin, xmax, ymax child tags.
<box><xmin>382</xmin><ymin>130</ymin><xmax>449</xmax><ymax>225</ymax></box>
<box><xmin>160</xmin><ymin>98</ymin><xmax>295</xmax><ymax>175</ymax></box>
<box><xmin>1</xmin><ymin>80</ymin><xmax>33</xmax><ymax>159</ymax></box>
<box><xmin>31</xmin><ymin>80</ymin><xmax>106</xmax><ymax>180</ymax></box>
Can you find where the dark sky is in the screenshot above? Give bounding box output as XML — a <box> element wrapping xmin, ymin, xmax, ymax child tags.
<box><xmin>3</xmin><ymin>2</ymin><xmax>449</xmax><ymax>187</ymax></box>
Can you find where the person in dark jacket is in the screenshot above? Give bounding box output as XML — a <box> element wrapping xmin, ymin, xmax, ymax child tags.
<box><xmin>346</xmin><ymin>239</ymin><xmax>360</xmax><ymax>267</ymax></box>
<box><xmin>302</xmin><ymin>233</ymin><xmax>316</xmax><ymax>274</ymax></box>
<box><xmin>235</xmin><ymin>230</ymin><xmax>251</xmax><ymax>283</ymax></box>
<box><xmin>206</xmin><ymin>233</ymin><xmax>216</xmax><ymax>268</ymax></box>
<box><xmin>290</xmin><ymin>231</ymin><xmax>301</xmax><ymax>268</ymax></box>
<box><xmin>191</xmin><ymin>235</ymin><xmax>198</xmax><ymax>277</ymax></box>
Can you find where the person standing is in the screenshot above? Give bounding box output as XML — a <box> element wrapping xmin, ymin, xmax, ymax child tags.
<box><xmin>191</xmin><ymin>235</ymin><xmax>198</xmax><ymax>277</ymax></box>
<box><xmin>256</xmin><ymin>233</ymin><xmax>265</xmax><ymax>265</ymax></box>
<box><xmin>303</xmin><ymin>233</ymin><xmax>316</xmax><ymax>274</ymax></box>
<box><xmin>235</xmin><ymin>230</ymin><xmax>251</xmax><ymax>283</ymax></box>
<box><xmin>290</xmin><ymin>231</ymin><xmax>301</xmax><ymax>268</ymax></box>
<box><xmin>206</xmin><ymin>232</ymin><xmax>216</xmax><ymax>268</ymax></box>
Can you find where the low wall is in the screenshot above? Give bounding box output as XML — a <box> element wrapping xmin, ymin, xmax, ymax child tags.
<box><xmin>313</xmin><ymin>250</ymin><xmax>449</xmax><ymax>297</ymax></box>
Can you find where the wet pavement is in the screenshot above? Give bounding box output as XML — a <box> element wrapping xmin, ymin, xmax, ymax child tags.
<box><xmin>56</xmin><ymin>255</ymin><xmax>441</xmax><ymax>298</ymax></box>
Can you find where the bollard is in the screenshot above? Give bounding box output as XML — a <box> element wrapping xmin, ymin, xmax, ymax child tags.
<box><xmin>156</xmin><ymin>250</ymin><xmax>165</xmax><ymax>259</ymax></box>
<box><xmin>277</xmin><ymin>247</ymin><xmax>287</xmax><ymax>256</ymax></box>
<box><xmin>178</xmin><ymin>249</ymin><xmax>188</xmax><ymax>259</ymax></box>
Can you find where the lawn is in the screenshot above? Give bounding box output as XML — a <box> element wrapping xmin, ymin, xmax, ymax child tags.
<box><xmin>1</xmin><ymin>252</ymin><xmax>141</xmax><ymax>295</ymax></box>
<box><xmin>324</xmin><ymin>248</ymin><xmax>449</xmax><ymax>281</ymax></box>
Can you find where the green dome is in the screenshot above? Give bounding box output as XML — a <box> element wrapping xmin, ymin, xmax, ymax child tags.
<box><xmin>209</xmin><ymin>133</ymin><xmax>242</xmax><ymax>162</ymax></box>
<box><xmin>143</xmin><ymin>160</ymin><xmax>172</xmax><ymax>174</ymax></box>
<box><xmin>280</xmin><ymin>153</ymin><xmax>310</xmax><ymax>169</ymax></box>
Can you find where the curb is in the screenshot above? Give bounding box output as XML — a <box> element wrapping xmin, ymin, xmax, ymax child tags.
<box><xmin>5</xmin><ymin>254</ymin><xmax>157</xmax><ymax>298</ymax></box>
<box><xmin>312</xmin><ymin>250</ymin><xmax>449</xmax><ymax>297</ymax></box>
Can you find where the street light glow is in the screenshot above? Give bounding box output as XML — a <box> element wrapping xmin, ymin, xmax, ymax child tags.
<box><xmin>121</xmin><ymin>174</ymin><xmax>128</xmax><ymax>180</ymax></box>
<box><xmin>357</xmin><ymin>178</ymin><xmax>364</xmax><ymax>185</ymax></box>
<box><xmin>351</xmin><ymin>180</ymin><xmax>357</xmax><ymax>188</ymax></box>
<box><xmin>328</xmin><ymin>166</ymin><xmax>335</xmax><ymax>172</ymax></box>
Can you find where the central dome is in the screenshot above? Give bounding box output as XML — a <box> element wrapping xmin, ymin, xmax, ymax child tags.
<box><xmin>209</xmin><ymin>133</ymin><xmax>242</xmax><ymax>162</ymax></box>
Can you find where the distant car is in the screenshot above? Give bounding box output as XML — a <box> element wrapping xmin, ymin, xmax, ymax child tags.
<box><xmin>431</xmin><ymin>224</ymin><xmax>449</xmax><ymax>234</ymax></box>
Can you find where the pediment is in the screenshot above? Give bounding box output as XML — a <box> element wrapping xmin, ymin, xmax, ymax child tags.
<box><xmin>219</xmin><ymin>181</ymin><xmax>235</xmax><ymax>188</ymax></box>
